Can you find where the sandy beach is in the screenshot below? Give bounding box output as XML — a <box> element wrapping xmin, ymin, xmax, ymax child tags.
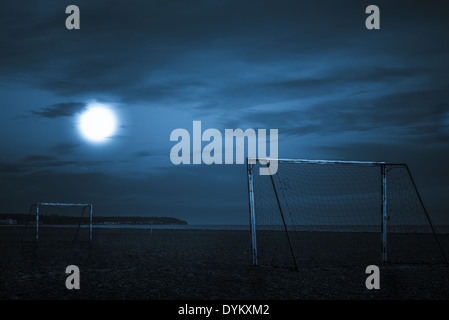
<box><xmin>1</xmin><ymin>226</ymin><xmax>448</xmax><ymax>300</ymax></box>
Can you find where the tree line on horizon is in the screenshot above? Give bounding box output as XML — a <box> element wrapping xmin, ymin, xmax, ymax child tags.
<box><xmin>0</xmin><ymin>213</ymin><xmax>187</xmax><ymax>225</ymax></box>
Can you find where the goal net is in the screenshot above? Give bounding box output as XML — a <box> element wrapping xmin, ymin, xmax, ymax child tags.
<box><xmin>21</xmin><ymin>203</ymin><xmax>92</xmax><ymax>243</ymax></box>
<box><xmin>247</xmin><ymin>158</ymin><xmax>448</xmax><ymax>269</ymax></box>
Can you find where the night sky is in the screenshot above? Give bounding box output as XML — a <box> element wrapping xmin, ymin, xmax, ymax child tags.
<box><xmin>1</xmin><ymin>1</ymin><xmax>448</xmax><ymax>224</ymax></box>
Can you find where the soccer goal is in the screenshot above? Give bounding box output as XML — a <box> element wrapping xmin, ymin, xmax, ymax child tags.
<box><xmin>247</xmin><ymin>158</ymin><xmax>448</xmax><ymax>269</ymax></box>
<box><xmin>21</xmin><ymin>202</ymin><xmax>93</xmax><ymax>243</ymax></box>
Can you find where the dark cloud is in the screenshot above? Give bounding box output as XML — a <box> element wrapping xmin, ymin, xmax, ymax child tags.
<box><xmin>0</xmin><ymin>155</ymin><xmax>115</xmax><ymax>175</ymax></box>
<box><xmin>134</xmin><ymin>151</ymin><xmax>153</xmax><ymax>158</ymax></box>
<box><xmin>31</xmin><ymin>102</ymin><xmax>86</xmax><ymax>118</ymax></box>
<box><xmin>217</xmin><ymin>66</ymin><xmax>429</xmax><ymax>105</ymax></box>
<box><xmin>0</xmin><ymin>156</ymin><xmax>74</xmax><ymax>174</ymax></box>
<box><xmin>50</xmin><ymin>143</ymin><xmax>80</xmax><ymax>154</ymax></box>
<box><xmin>22</xmin><ymin>155</ymin><xmax>56</xmax><ymax>162</ymax></box>
<box><xmin>227</xmin><ymin>88</ymin><xmax>449</xmax><ymax>143</ymax></box>
<box><xmin>1</xmin><ymin>0</ymin><xmax>447</xmax><ymax>104</ymax></box>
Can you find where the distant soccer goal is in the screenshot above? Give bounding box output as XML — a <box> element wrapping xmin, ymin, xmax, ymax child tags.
<box><xmin>247</xmin><ymin>158</ymin><xmax>448</xmax><ymax>269</ymax></box>
<box><xmin>21</xmin><ymin>202</ymin><xmax>93</xmax><ymax>243</ymax></box>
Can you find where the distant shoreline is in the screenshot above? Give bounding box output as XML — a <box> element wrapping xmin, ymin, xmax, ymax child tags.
<box><xmin>3</xmin><ymin>224</ymin><xmax>449</xmax><ymax>233</ymax></box>
<box><xmin>0</xmin><ymin>214</ymin><xmax>188</xmax><ymax>226</ymax></box>
<box><xmin>0</xmin><ymin>224</ymin><xmax>250</xmax><ymax>231</ymax></box>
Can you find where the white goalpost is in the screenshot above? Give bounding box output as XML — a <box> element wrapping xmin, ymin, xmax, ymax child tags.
<box><xmin>247</xmin><ymin>157</ymin><xmax>448</xmax><ymax>269</ymax></box>
<box><xmin>22</xmin><ymin>202</ymin><xmax>93</xmax><ymax>243</ymax></box>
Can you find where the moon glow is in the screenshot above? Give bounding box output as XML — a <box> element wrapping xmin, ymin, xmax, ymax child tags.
<box><xmin>78</xmin><ymin>103</ymin><xmax>117</xmax><ymax>143</ymax></box>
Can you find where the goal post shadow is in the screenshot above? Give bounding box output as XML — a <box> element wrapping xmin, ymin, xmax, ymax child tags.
<box><xmin>20</xmin><ymin>202</ymin><xmax>93</xmax><ymax>244</ymax></box>
<box><xmin>246</xmin><ymin>157</ymin><xmax>448</xmax><ymax>269</ymax></box>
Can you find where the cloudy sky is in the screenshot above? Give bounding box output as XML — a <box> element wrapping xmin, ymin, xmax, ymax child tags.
<box><xmin>0</xmin><ymin>0</ymin><xmax>448</xmax><ymax>224</ymax></box>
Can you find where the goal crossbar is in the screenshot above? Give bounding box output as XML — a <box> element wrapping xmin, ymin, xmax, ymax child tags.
<box><xmin>22</xmin><ymin>202</ymin><xmax>93</xmax><ymax>243</ymax></box>
<box><xmin>248</xmin><ymin>157</ymin><xmax>388</xmax><ymax>166</ymax></box>
<box><xmin>37</xmin><ymin>202</ymin><xmax>92</xmax><ymax>207</ymax></box>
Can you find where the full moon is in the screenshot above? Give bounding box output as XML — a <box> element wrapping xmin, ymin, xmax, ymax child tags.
<box><xmin>78</xmin><ymin>103</ymin><xmax>117</xmax><ymax>143</ymax></box>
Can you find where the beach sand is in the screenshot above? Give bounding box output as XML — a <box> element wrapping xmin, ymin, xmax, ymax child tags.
<box><xmin>1</xmin><ymin>226</ymin><xmax>448</xmax><ymax>299</ymax></box>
